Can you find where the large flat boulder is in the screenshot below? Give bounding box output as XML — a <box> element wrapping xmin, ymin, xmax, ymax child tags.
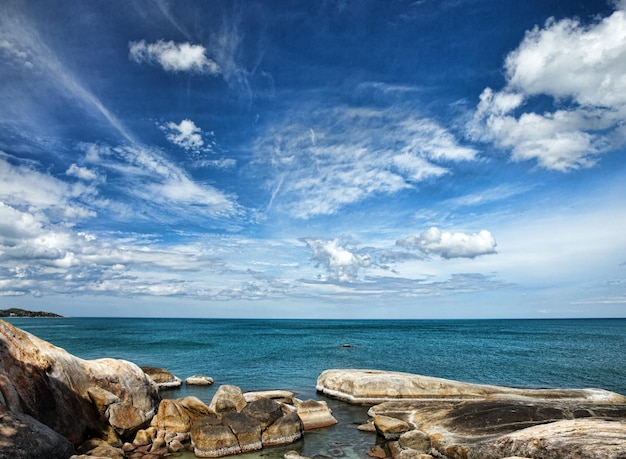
<box><xmin>0</xmin><ymin>319</ymin><xmax>160</xmax><ymax>447</ymax></box>
<box><xmin>369</xmin><ymin>392</ymin><xmax>626</xmax><ymax>458</ymax></box>
<box><xmin>316</xmin><ymin>369</ymin><xmax>626</xmax><ymax>404</ymax></box>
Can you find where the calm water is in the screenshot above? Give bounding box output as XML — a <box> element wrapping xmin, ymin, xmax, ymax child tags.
<box><xmin>6</xmin><ymin>317</ymin><xmax>626</xmax><ymax>458</ymax></box>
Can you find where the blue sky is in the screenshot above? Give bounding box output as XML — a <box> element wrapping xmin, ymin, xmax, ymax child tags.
<box><xmin>1</xmin><ymin>0</ymin><xmax>625</xmax><ymax>318</ymax></box>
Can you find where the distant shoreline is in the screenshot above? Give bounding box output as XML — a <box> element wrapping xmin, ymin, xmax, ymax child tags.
<box><xmin>0</xmin><ymin>308</ymin><xmax>64</xmax><ymax>318</ymax></box>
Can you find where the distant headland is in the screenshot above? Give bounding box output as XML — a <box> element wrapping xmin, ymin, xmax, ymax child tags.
<box><xmin>0</xmin><ymin>308</ymin><xmax>64</xmax><ymax>318</ymax></box>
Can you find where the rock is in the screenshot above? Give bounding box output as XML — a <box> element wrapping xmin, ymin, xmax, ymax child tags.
<box><xmin>132</xmin><ymin>428</ymin><xmax>155</xmax><ymax>446</ymax></box>
<box><xmin>367</xmin><ymin>445</ymin><xmax>387</xmax><ymax>458</ymax></box>
<box><xmin>294</xmin><ymin>399</ymin><xmax>338</xmax><ymax>430</ymax></box>
<box><xmin>369</xmin><ymin>398</ymin><xmax>626</xmax><ymax>459</ymax></box>
<box><xmin>83</xmin><ymin>443</ymin><xmax>125</xmax><ymax>459</ymax></box>
<box><xmin>262</xmin><ymin>411</ymin><xmax>304</xmax><ymax>446</ymax></box>
<box><xmin>473</xmin><ymin>419</ymin><xmax>626</xmax><ymax>459</ymax></box>
<box><xmin>186</xmin><ymin>375</ymin><xmax>214</xmax><ymax>386</ymax></box>
<box><xmin>0</xmin><ymin>319</ymin><xmax>160</xmax><ymax>446</ymax></box>
<box><xmin>222</xmin><ymin>411</ymin><xmax>263</xmax><ymax>452</ymax></box>
<box><xmin>373</xmin><ymin>415</ymin><xmax>411</xmax><ymax>440</ymax></box>
<box><xmin>241</xmin><ymin>397</ymin><xmax>285</xmax><ymax>430</ymax></box>
<box><xmin>358</xmin><ymin>421</ymin><xmax>377</xmax><ymax>432</ymax></box>
<box><xmin>191</xmin><ymin>418</ymin><xmax>242</xmax><ymax>458</ymax></box>
<box><xmin>316</xmin><ymin>369</ymin><xmax>626</xmax><ymax>404</ymax></box>
<box><xmin>210</xmin><ymin>385</ymin><xmax>247</xmax><ymax>414</ymax></box>
<box><xmin>244</xmin><ymin>389</ymin><xmax>295</xmax><ymax>404</ymax></box>
<box><xmin>141</xmin><ymin>366</ymin><xmax>182</xmax><ymax>389</ymax></box>
<box><xmin>151</xmin><ymin>396</ymin><xmax>213</xmax><ymax>432</ymax></box>
<box><xmin>0</xmin><ymin>408</ymin><xmax>76</xmax><ymax>459</ymax></box>
<box><xmin>398</xmin><ymin>429</ymin><xmax>431</xmax><ymax>453</ymax></box>
<box><xmin>285</xmin><ymin>450</ymin><xmax>311</xmax><ymax>459</ymax></box>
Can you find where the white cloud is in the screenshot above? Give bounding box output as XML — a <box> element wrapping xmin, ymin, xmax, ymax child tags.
<box><xmin>303</xmin><ymin>238</ymin><xmax>373</xmax><ymax>282</ymax></box>
<box><xmin>66</xmin><ymin>163</ymin><xmax>99</xmax><ymax>181</ymax></box>
<box><xmin>471</xmin><ymin>3</ymin><xmax>626</xmax><ymax>171</ymax></box>
<box><xmin>129</xmin><ymin>40</ymin><xmax>220</xmax><ymax>74</ymax></box>
<box><xmin>162</xmin><ymin>119</ymin><xmax>204</xmax><ymax>151</ymax></box>
<box><xmin>255</xmin><ymin>104</ymin><xmax>476</xmax><ymax>219</ymax></box>
<box><xmin>397</xmin><ymin>227</ymin><xmax>497</xmax><ymax>259</ymax></box>
<box><xmin>83</xmin><ymin>144</ymin><xmax>236</xmax><ymax>217</ymax></box>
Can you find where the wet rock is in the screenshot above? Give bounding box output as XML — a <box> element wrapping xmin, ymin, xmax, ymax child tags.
<box><xmin>222</xmin><ymin>411</ymin><xmax>263</xmax><ymax>452</ymax></box>
<box><xmin>191</xmin><ymin>420</ymin><xmax>241</xmax><ymax>458</ymax></box>
<box><xmin>398</xmin><ymin>429</ymin><xmax>430</xmax><ymax>453</ymax></box>
<box><xmin>367</xmin><ymin>445</ymin><xmax>387</xmax><ymax>458</ymax></box>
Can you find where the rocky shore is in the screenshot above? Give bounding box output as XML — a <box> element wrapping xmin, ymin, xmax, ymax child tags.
<box><xmin>2</xmin><ymin>320</ymin><xmax>626</xmax><ymax>459</ymax></box>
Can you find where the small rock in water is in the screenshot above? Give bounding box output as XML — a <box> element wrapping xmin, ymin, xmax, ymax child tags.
<box><xmin>186</xmin><ymin>375</ymin><xmax>214</xmax><ymax>385</ymax></box>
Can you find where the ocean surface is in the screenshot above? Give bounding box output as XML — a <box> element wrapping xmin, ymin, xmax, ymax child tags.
<box><xmin>6</xmin><ymin>317</ymin><xmax>626</xmax><ymax>458</ymax></box>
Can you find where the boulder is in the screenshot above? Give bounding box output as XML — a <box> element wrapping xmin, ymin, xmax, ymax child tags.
<box><xmin>210</xmin><ymin>385</ymin><xmax>247</xmax><ymax>415</ymax></box>
<box><xmin>222</xmin><ymin>411</ymin><xmax>263</xmax><ymax>452</ymax></box>
<box><xmin>151</xmin><ymin>396</ymin><xmax>214</xmax><ymax>433</ymax></box>
<box><xmin>472</xmin><ymin>419</ymin><xmax>626</xmax><ymax>459</ymax></box>
<box><xmin>294</xmin><ymin>399</ymin><xmax>338</xmax><ymax>430</ymax></box>
<box><xmin>398</xmin><ymin>429</ymin><xmax>431</xmax><ymax>453</ymax></box>
<box><xmin>0</xmin><ymin>408</ymin><xmax>76</xmax><ymax>459</ymax></box>
<box><xmin>186</xmin><ymin>375</ymin><xmax>214</xmax><ymax>386</ymax></box>
<box><xmin>369</xmin><ymin>398</ymin><xmax>626</xmax><ymax>459</ymax></box>
<box><xmin>0</xmin><ymin>319</ymin><xmax>160</xmax><ymax>446</ymax></box>
<box><xmin>141</xmin><ymin>366</ymin><xmax>182</xmax><ymax>389</ymax></box>
<box><xmin>241</xmin><ymin>397</ymin><xmax>285</xmax><ymax>430</ymax></box>
<box><xmin>316</xmin><ymin>369</ymin><xmax>626</xmax><ymax>404</ymax></box>
<box><xmin>373</xmin><ymin>415</ymin><xmax>411</xmax><ymax>440</ymax></box>
<box><xmin>191</xmin><ymin>418</ymin><xmax>241</xmax><ymax>458</ymax></box>
<box><xmin>262</xmin><ymin>411</ymin><xmax>304</xmax><ymax>446</ymax></box>
<box><xmin>244</xmin><ymin>389</ymin><xmax>295</xmax><ymax>404</ymax></box>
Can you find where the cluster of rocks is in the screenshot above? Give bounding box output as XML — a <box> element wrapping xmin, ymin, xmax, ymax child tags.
<box><xmin>0</xmin><ymin>320</ymin><xmax>337</xmax><ymax>459</ymax></box>
<box><xmin>317</xmin><ymin>369</ymin><xmax>626</xmax><ymax>459</ymax></box>
<box><xmin>141</xmin><ymin>367</ymin><xmax>214</xmax><ymax>389</ymax></box>
<box><xmin>121</xmin><ymin>386</ymin><xmax>337</xmax><ymax>458</ymax></box>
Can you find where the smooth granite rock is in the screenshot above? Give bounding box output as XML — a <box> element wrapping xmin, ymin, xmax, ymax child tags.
<box><xmin>316</xmin><ymin>369</ymin><xmax>626</xmax><ymax>404</ymax></box>
<box><xmin>0</xmin><ymin>319</ymin><xmax>159</xmax><ymax>447</ymax></box>
<box><xmin>186</xmin><ymin>375</ymin><xmax>214</xmax><ymax>386</ymax></box>
<box><xmin>369</xmin><ymin>397</ymin><xmax>626</xmax><ymax>459</ymax></box>
<box><xmin>210</xmin><ymin>385</ymin><xmax>247</xmax><ymax>415</ymax></box>
<box><xmin>150</xmin><ymin>396</ymin><xmax>214</xmax><ymax>432</ymax></box>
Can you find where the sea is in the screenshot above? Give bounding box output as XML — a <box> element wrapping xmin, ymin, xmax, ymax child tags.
<box><xmin>6</xmin><ymin>317</ymin><xmax>626</xmax><ymax>459</ymax></box>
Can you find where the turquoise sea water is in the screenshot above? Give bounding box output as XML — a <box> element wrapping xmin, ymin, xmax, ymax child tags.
<box><xmin>6</xmin><ymin>318</ymin><xmax>626</xmax><ymax>458</ymax></box>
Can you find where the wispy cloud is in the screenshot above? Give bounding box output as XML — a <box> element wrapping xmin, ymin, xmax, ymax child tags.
<box><xmin>470</xmin><ymin>2</ymin><xmax>626</xmax><ymax>171</ymax></box>
<box><xmin>129</xmin><ymin>40</ymin><xmax>220</xmax><ymax>74</ymax></box>
<box><xmin>254</xmin><ymin>103</ymin><xmax>476</xmax><ymax>219</ymax></box>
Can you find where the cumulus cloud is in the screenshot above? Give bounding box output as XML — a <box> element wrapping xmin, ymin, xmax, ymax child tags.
<box><xmin>303</xmin><ymin>238</ymin><xmax>374</xmax><ymax>282</ymax></box>
<box><xmin>470</xmin><ymin>3</ymin><xmax>626</xmax><ymax>171</ymax></box>
<box><xmin>397</xmin><ymin>227</ymin><xmax>497</xmax><ymax>259</ymax></box>
<box><xmin>255</xmin><ymin>104</ymin><xmax>476</xmax><ymax>219</ymax></box>
<box><xmin>162</xmin><ymin>119</ymin><xmax>205</xmax><ymax>151</ymax></box>
<box><xmin>129</xmin><ymin>40</ymin><xmax>220</xmax><ymax>74</ymax></box>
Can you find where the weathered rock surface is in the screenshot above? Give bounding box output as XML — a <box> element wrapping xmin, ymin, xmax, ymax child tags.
<box><xmin>0</xmin><ymin>319</ymin><xmax>160</xmax><ymax>452</ymax></box>
<box><xmin>294</xmin><ymin>398</ymin><xmax>338</xmax><ymax>430</ymax></box>
<box><xmin>244</xmin><ymin>389</ymin><xmax>295</xmax><ymax>404</ymax></box>
<box><xmin>368</xmin><ymin>387</ymin><xmax>626</xmax><ymax>459</ymax></box>
<box><xmin>210</xmin><ymin>384</ymin><xmax>247</xmax><ymax>414</ymax></box>
<box><xmin>150</xmin><ymin>396</ymin><xmax>214</xmax><ymax>432</ymax></box>
<box><xmin>141</xmin><ymin>366</ymin><xmax>183</xmax><ymax>389</ymax></box>
<box><xmin>316</xmin><ymin>369</ymin><xmax>626</xmax><ymax>404</ymax></box>
<box><xmin>0</xmin><ymin>408</ymin><xmax>76</xmax><ymax>459</ymax></box>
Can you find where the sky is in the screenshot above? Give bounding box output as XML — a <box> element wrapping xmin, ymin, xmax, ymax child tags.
<box><xmin>1</xmin><ymin>0</ymin><xmax>625</xmax><ymax>319</ymax></box>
